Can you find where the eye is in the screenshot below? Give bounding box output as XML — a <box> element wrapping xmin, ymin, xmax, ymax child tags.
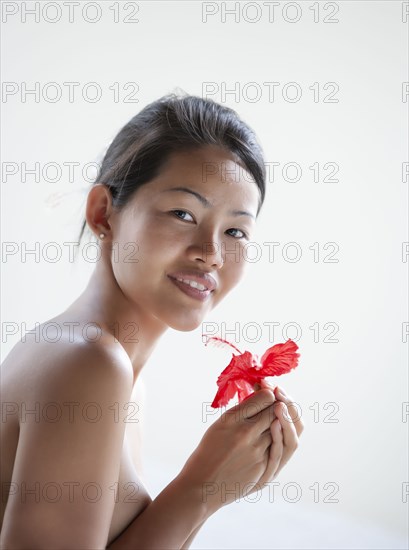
<box><xmin>171</xmin><ymin>210</ymin><xmax>248</xmax><ymax>239</ymax></box>
<box><xmin>226</xmin><ymin>228</ymin><xmax>248</xmax><ymax>239</ymax></box>
<box><xmin>171</xmin><ymin>209</ymin><xmax>195</xmax><ymax>222</ymax></box>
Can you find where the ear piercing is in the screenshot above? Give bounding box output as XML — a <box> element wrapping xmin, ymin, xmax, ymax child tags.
<box><xmin>99</xmin><ymin>233</ymin><xmax>105</xmax><ymax>239</ymax></box>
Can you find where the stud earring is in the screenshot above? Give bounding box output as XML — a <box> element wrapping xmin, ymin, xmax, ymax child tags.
<box><xmin>99</xmin><ymin>233</ymin><xmax>105</xmax><ymax>239</ymax></box>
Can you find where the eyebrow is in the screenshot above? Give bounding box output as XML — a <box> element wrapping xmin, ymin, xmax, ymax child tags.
<box><xmin>161</xmin><ymin>186</ymin><xmax>256</xmax><ymax>220</ymax></box>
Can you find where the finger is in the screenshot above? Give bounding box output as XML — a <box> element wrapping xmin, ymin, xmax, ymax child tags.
<box><xmin>236</xmin><ymin>388</ymin><xmax>276</xmax><ymax>420</ymax></box>
<box><xmin>247</xmin><ymin>402</ymin><xmax>277</xmax><ymax>434</ymax></box>
<box><xmin>273</xmin><ymin>386</ymin><xmax>304</xmax><ymax>437</ymax></box>
<box><xmin>258</xmin><ymin>428</ymin><xmax>273</xmax><ymax>453</ymax></box>
<box><xmin>264</xmin><ymin>419</ymin><xmax>284</xmax><ymax>480</ymax></box>
<box><xmin>254</xmin><ymin>379</ymin><xmax>276</xmax><ymax>392</ymax></box>
<box><xmin>272</xmin><ymin>402</ymin><xmax>299</xmax><ymax>477</ymax></box>
<box><xmin>274</xmin><ymin>401</ymin><xmax>298</xmax><ymax>445</ymax></box>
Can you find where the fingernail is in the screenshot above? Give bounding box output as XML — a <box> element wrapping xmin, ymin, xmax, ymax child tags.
<box><xmin>277</xmin><ymin>386</ymin><xmax>287</xmax><ymax>397</ymax></box>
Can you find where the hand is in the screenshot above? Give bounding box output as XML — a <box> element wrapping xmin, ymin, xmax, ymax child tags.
<box><xmin>247</xmin><ymin>381</ymin><xmax>304</xmax><ymax>496</ymax></box>
<box><xmin>178</xmin><ymin>388</ymin><xmax>282</xmax><ymax>516</ymax></box>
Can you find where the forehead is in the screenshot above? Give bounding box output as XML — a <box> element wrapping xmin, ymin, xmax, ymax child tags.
<box><xmin>143</xmin><ymin>145</ymin><xmax>261</xmax><ymax>210</ymax></box>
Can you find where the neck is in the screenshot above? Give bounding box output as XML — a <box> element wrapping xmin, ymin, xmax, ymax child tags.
<box><xmin>66</xmin><ymin>255</ymin><xmax>168</xmax><ymax>386</ymax></box>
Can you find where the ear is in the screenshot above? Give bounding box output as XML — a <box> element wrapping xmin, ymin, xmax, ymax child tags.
<box><xmin>85</xmin><ymin>183</ymin><xmax>113</xmax><ymax>239</ymax></box>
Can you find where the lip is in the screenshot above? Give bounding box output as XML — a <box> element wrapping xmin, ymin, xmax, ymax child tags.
<box><xmin>167</xmin><ymin>271</ymin><xmax>217</xmax><ymax>303</ymax></box>
<box><xmin>167</xmin><ymin>271</ymin><xmax>217</xmax><ymax>292</ymax></box>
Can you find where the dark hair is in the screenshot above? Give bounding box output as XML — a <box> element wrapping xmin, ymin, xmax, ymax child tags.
<box><xmin>76</xmin><ymin>92</ymin><xmax>266</xmax><ymax>250</ymax></box>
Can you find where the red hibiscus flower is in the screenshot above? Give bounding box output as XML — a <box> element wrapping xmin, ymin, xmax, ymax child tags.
<box><xmin>204</xmin><ymin>336</ymin><xmax>300</xmax><ymax>408</ymax></box>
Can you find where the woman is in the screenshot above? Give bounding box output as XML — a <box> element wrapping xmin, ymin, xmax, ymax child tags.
<box><xmin>0</xmin><ymin>94</ymin><xmax>304</xmax><ymax>549</ymax></box>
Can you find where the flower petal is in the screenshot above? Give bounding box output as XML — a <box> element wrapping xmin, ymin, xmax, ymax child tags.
<box><xmin>209</xmin><ymin>339</ymin><xmax>300</xmax><ymax>408</ymax></box>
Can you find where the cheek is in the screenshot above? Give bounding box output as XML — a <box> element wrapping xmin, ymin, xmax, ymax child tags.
<box><xmin>221</xmin><ymin>254</ymin><xmax>247</xmax><ymax>290</ymax></box>
<box><xmin>116</xmin><ymin>220</ymin><xmax>181</xmax><ymax>266</ymax></box>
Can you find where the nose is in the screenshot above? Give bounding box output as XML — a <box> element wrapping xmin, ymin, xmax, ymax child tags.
<box><xmin>188</xmin><ymin>239</ymin><xmax>224</xmax><ymax>269</ymax></box>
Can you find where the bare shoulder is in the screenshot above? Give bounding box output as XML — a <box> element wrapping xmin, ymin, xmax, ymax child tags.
<box><xmin>0</xmin><ymin>327</ymin><xmax>134</xmax><ymax>549</ymax></box>
<box><xmin>1</xmin><ymin>322</ymin><xmax>134</xmax><ymax>406</ymax></box>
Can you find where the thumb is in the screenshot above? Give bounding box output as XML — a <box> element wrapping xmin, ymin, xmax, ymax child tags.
<box><xmin>254</xmin><ymin>379</ymin><xmax>276</xmax><ymax>392</ymax></box>
<box><xmin>236</xmin><ymin>387</ymin><xmax>276</xmax><ymax>419</ymax></box>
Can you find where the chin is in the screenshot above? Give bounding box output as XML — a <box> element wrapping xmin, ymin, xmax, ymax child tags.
<box><xmin>166</xmin><ymin>317</ymin><xmax>205</xmax><ymax>333</ymax></box>
<box><xmin>160</xmin><ymin>307</ymin><xmax>209</xmax><ymax>332</ymax></box>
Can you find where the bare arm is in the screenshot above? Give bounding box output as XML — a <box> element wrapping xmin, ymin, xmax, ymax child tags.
<box><xmin>180</xmin><ymin>520</ymin><xmax>206</xmax><ymax>550</ymax></box>
<box><xmin>1</xmin><ymin>342</ymin><xmax>211</xmax><ymax>550</ymax></box>
<box><xmin>106</xmin><ymin>474</ymin><xmax>209</xmax><ymax>550</ymax></box>
<box><xmin>0</xmin><ymin>343</ymin><xmax>134</xmax><ymax>550</ymax></box>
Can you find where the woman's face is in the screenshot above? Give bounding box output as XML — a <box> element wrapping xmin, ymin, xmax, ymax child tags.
<box><xmin>111</xmin><ymin>145</ymin><xmax>261</xmax><ymax>331</ymax></box>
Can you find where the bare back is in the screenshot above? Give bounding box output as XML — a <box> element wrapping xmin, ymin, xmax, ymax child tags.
<box><xmin>0</xmin><ymin>319</ymin><xmax>152</xmax><ymax>548</ymax></box>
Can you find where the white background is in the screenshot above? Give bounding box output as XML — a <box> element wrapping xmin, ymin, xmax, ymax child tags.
<box><xmin>1</xmin><ymin>1</ymin><xmax>408</xmax><ymax>548</ymax></box>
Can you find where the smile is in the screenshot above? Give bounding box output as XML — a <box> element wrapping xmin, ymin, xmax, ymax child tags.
<box><xmin>167</xmin><ymin>276</ymin><xmax>213</xmax><ymax>302</ymax></box>
<box><xmin>175</xmin><ymin>277</ymin><xmax>208</xmax><ymax>291</ymax></box>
